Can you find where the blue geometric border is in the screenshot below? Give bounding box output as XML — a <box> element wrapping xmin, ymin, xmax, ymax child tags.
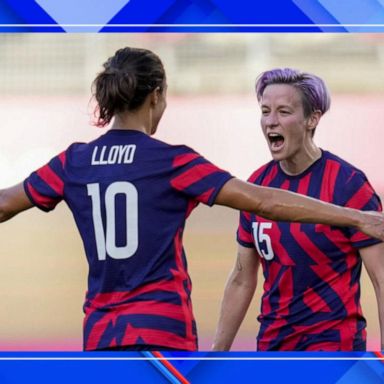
<box><xmin>1</xmin><ymin>0</ymin><xmax>384</xmax><ymax>32</ymax></box>
<box><xmin>0</xmin><ymin>352</ymin><xmax>383</xmax><ymax>383</ymax></box>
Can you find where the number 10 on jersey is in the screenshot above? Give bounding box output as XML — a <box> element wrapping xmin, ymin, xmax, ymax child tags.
<box><xmin>87</xmin><ymin>182</ymin><xmax>138</xmax><ymax>260</ymax></box>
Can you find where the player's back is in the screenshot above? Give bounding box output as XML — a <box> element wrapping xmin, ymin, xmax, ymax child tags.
<box><xmin>25</xmin><ymin>128</ymin><xmax>232</xmax><ymax>350</ymax></box>
<box><xmin>64</xmin><ymin>130</ymin><xmax>192</xmax><ymax>296</ymax></box>
<box><xmin>64</xmin><ymin>130</ymin><xmax>198</xmax><ymax>349</ymax></box>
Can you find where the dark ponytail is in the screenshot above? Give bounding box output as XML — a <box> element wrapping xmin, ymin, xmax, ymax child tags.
<box><xmin>93</xmin><ymin>47</ymin><xmax>165</xmax><ymax>127</ymax></box>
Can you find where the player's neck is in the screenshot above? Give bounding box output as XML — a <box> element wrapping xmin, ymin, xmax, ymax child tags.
<box><xmin>280</xmin><ymin>144</ymin><xmax>322</xmax><ymax>176</ymax></box>
<box><xmin>111</xmin><ymin>112</ymin><xmax>152</xmax><ymax>135</ymax></box>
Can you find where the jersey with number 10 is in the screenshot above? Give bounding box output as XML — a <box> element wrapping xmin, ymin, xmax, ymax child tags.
<box><xmin>238</xmin><ymin>150</ymin><xmax>382</xmax><ymax>351</ymax></box>
<box><xmin>24</xmin><ymin>129</ymin><xmax>233</xmax><ymax>351</ymax></box>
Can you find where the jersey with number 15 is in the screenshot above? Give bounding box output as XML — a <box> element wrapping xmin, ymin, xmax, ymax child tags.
<box><xmin>237</xmin><ymin>151</ymin><xmax>382</xmax><ymax>351</ymax></box>
<box><xmin>24</xmin><ymin>129</ymin><xmax>233</xmax><ymax>351</ymax></box>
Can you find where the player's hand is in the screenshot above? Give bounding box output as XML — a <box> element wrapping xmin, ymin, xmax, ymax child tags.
<box><xmin>358</xmin><ymin>211</ymin><xmax>384</xmax><ymax>241</ymax></box>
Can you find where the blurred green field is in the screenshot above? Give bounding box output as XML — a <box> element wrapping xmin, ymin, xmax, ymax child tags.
<box><xmin>0</xmin><ymin>202</ymin><xmax>379</xmax><ymax>351</ymax></box>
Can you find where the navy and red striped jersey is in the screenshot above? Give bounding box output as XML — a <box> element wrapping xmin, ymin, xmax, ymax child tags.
<box><xmin>24</xmin><ymin>129</ymin><xmax>233</xmax><ymax>351</ymax></box>
<box><xmin>237</xmin><ymin>150</ymin><xmax>382</xmax><ymax>351</ymax></box>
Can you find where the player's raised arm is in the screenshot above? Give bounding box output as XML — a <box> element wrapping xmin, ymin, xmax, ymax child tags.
<box><xmin>215</xmin><ymin>178</ymin><xmax>384</xmax><ymax>241</ymax></box>
<box><xmin>0</xmin><ymin>183</ymin><xmax>34</xmax><ymax>223</ymax></box>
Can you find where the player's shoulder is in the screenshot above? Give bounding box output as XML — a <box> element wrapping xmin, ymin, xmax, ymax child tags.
<box><xmin>322</xmin><ymin>150</ymin><xmax>367</xmax><ymax>181</ymax></box>
<box><xmin>147</xmin><ymin>136</ymin><xmax>197</xmax><ymax>153</ymax></box>
<box><xmin>114</xmin><ymin>132</ymin><xmax>198</xmax><ymax>156</ymax></box>
<box><xmin>63</xmin><ymin>141</ymin><xmax>89</xmax><ymax>157</ymax></box>
<box><xmin>55</xmin><ymin>140</ymin><xmax>96</xmax><ymax>170</ymax></box>
<box><xmin>148</xmin><ymin>138</ymin><xmax>201</xmax><ymax>160</ymax></box>
<box><xmin>170</xmin><ymin>144</ymin><xmax>200</xmax><ymax>158</ymax></box>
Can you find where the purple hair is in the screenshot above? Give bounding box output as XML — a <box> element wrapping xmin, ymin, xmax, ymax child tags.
<box><xmin>255</xmin><ymin>68</ymin><xmax>331</xmax><ymax>117</ymax></box>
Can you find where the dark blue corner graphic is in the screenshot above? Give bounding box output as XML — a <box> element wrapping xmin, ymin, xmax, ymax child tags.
<box><xmin>0</xmin><ymin>0</ymin><xmax>23</xmax><ymax>23</ymax></box>
<box><xmin>2</xmin><ymin>0</ymin><xmax>63</xmax><ymax>24</ymax></box>
<box><xmin>209</xmin><ymin>0</ymin><xmax>316</xmax><ymax>24</ymax></box>
<box><xmin>108</xmin><ymin>0</ymin><xmax>230</xmax><ymax>25</ymax></box>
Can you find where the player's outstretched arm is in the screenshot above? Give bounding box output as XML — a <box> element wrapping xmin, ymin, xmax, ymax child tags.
<box><xmin>361</xmin><ymin>243</ymin><xmax>384</xmax><ymax>350</ymax></box>
<box><xmin>0</xmin><ymin>183</ymin><xmax>34</xmax><ymax>223</ymax></box>
<box><xmin>212</xmin><ymin>245</ymin><xmax>259</xmax><ymax>351</ymax></box>
<box><xmin>215</xmin><ymin>178</ymin><xmax>384</xmax><ymax>241</ymax></box>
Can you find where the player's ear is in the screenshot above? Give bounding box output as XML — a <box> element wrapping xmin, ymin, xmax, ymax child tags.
<box><xmin>307</xmin><ymin>110</ymin><xmax>322</xmax><ymax>133</ymax></box>
<box><xmin>149</xmin><ymin>87</ymin><xmax>161</xmax><ymax>106</ymax></box>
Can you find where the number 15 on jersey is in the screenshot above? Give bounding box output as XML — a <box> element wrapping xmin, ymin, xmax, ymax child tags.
<box><xmin>252</xmin><ymin>222</ymin><xmax>274</xmax><ymax>261</ymax></box>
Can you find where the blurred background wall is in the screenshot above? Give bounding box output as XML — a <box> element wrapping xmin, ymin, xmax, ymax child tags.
<box><xmin>0</xmin><ymin>33</ymin><xmax>383</xmax><ymax>351</ymax></box>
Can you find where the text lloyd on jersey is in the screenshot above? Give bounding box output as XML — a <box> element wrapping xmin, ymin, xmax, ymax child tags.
<box><xmin>91</xmin><ymin>145</ymin><xmax>136</xmax><ymax>165</ymax></box>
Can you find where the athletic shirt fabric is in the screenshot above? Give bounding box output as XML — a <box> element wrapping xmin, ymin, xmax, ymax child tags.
<box><xmin>24</xmin><ymin>130</ymin><xmax>233</xmax><ymax>351</ymax></box>
<box><xmin>237</xmin><ymin>150</ymin><xmax>382</xmax><ymax>351</ymax></box>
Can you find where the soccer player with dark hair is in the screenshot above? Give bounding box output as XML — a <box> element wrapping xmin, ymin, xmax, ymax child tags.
<box><xmin>1</xmin><ymin>52</ymin><xmax>384</xmax><ymax>351</ymax></box>
<box><xmin>212</xmin><ymin>68</ymin><xmax>384</xmax><ymax>351</ymax></box>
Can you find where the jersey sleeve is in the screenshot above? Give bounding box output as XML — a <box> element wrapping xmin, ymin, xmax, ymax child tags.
<box><xmin>170</xmin><ymin>148</ymin><xmax>233</xmax><ymax>206</ymax></box>
<box><xmin>237</xmin><ymin>210</ymin><xmax>255</xmax><ymax>248</ymax></box>
<box><xmin>341</xmin><ymin>170</ymin><xmax>383</xmax><ymax>249</ymax></box>
<box><xmin>23</xmin><ymin>151</ymin><xmax>66</xmax><ymax>212</ymax></box>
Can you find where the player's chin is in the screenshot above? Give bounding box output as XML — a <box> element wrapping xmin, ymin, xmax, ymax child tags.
<box><xmin>269</xmin><ymin>149</ymin><xmax>286</xmax><ymax>162</ymax></box>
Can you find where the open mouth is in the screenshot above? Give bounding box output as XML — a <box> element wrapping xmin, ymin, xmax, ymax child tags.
<box><xmin>268</xmin><ymin>132</ymin><xmax>285</xmax><ymax>150</ymax></box>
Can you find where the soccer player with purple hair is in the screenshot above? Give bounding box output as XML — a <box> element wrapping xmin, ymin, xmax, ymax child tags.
<box><xmin>1</xmin><ymin>52</ymin><xmax>384</xmax><ymax>351</ymax></box>
<box><xmin>212</xmin><ymin>68</ymin><xmax>384</xmax><ymax>351</ymax></box>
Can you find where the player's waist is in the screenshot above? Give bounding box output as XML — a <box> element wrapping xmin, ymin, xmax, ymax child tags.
<box><xmin>86</xmin><ymin>277</ymin><xmax>189</xmax><ymax>307</ymax></box>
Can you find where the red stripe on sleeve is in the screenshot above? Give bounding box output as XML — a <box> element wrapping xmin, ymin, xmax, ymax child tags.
<box><xmin>350</xmin><ymin>231</ymin><xmax>372</xmax><ymax>243</ymax></box>
<box><xmin>345</xmin><ymin>182</ymin><xmax>375</xmax><ymax>210</ymax></box>
<box><xmin>58</xmin><ymin>151</ymin><xmax>66</xmax><ymax>167</ymax></box>
<box><xmin>37</xmin><ymin>165</ymin><xmax>64</xmax><ymax>196</ymax></box>
<box><xmin>238</xmin><ymin>223</ymin><xmax>253</xmax><ymax>244</ymax></box>
<box><xmin>26</xmin><ymin>182</ymin><xmax>59</xmax><ymax>209</ymax></box>
<box><xmin>195</xmin><ymin>187</ymin><xmax>215</xmax><ymax>204</ymax></box>
<box><xmin>173</xmin><ymin>153</ymin><xmax>200</xmax><ymax>167</ymax></box>
<box><xmin>170</xmin><ymin>163</ymin><xmax>220</xmax><ymax>191</ymax></box>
